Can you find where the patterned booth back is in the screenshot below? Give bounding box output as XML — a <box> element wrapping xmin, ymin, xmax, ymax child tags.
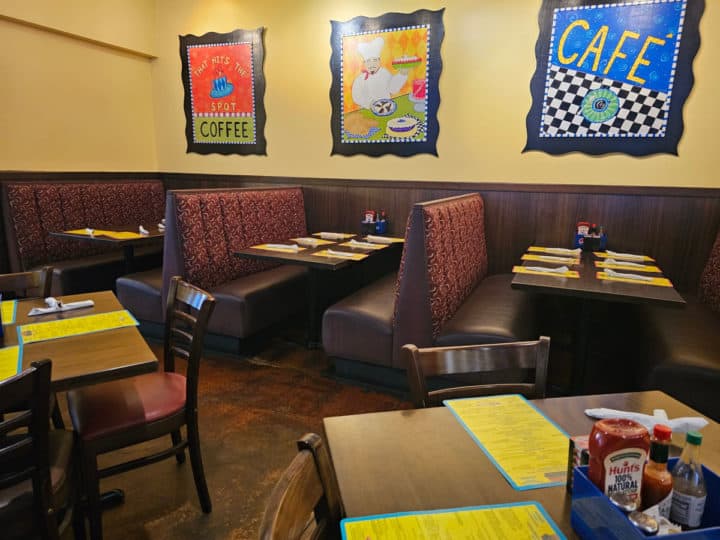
<box><xmin>698</xmin><ymin>229</ymin><xmax>720</xmax><ymax>312</ymax></box>
<box><xmin>169</xmin><ymin>187</ymin><xmax>307</xmax><ymax>290</ymax></box>
<box><xmin>392</xmin><ymin>193</ymin><xmax>488</xmax><ymax>361</ymax></box>
<box><xmin>4</xmin><ymin>181</ymin><xmax>165</xmax><ymax>270</ymax></box>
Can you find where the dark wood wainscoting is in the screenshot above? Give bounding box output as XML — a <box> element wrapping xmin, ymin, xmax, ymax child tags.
<box><xmin>164</xmin><ymin>174</ymin><xmax>720</xmax><ymax>294</ymax></box>
<box><xmin>2</xmin><ymin>171</ymin><xmax>719</xmax><ymax>294</ymax></box>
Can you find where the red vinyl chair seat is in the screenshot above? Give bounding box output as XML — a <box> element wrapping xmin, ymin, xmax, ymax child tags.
<box><xmin>68</xmin><ymin>372</ymin><xmax>186</xmax><ymax>441</ymax></box>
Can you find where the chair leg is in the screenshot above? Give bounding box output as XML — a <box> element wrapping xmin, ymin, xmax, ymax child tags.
<box><xmin>82</xmin><ymin>449</ymin><xmax>104</xmax><ymax>540</ymax></box>
<box><xmin>186</xmin><ymin>416</ymin><xmax>212</xmax><ymax>513</ymax></box>
<box><xmin>171</xmin><ymin>430</ymin><xmax>186</xmax><ymax>464</ymax></box>
<box><xmin>72</xmin><ymin>504</ymin><xmax>86</xmax><ymax>540</ymax></box>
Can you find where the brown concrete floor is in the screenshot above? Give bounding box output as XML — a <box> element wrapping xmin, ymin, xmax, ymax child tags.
<box><xmin>59</xmin><ymin>336</ymin><xmax>410</xmax><ymax>540</ymax></box>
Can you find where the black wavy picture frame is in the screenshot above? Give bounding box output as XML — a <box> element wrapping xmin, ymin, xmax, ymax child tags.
<box><xmin>179</xmin><ymin>28</ymin><xmax>267</xmax><ymax>156</ymax></box>
<box><xmin>330</xmin><ymin>8</ymin><xmax>444</xmax><ymax>157</ymax></box>
<box><xmin>524</xmin><ymin>0</ymin><xmax>704</xmax><ymax>156</ymax></box>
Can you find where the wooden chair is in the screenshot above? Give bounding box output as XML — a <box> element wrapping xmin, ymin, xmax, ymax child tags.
<box><xmin>67</xmin><ymin>276</ymin><xmax>216</xmax><ymax>540</ymax></box>
<box><xmin>403</xmin><ymin>336</ymin><xmax>551</xmax><ymax>408</ymax></box>
<box><xmin>0</xmin><ymin>360</ymin><xmax>83</xmax><ymax>540</ymax></box>
<box><xmin>0</xmin><ymin>267</ymin><xmax>53</xmax><ymax>300</ymax></box>
<box><xmin>260</xmin><ymin>433</ymin><xmax>342</xmax><ymax>540</ymax></box>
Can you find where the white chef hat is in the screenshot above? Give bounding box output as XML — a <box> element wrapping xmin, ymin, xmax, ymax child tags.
<box><xmin>357</xmin><ymin>37</ymin><xmax>384</xmax><ymax>60</ymax></box>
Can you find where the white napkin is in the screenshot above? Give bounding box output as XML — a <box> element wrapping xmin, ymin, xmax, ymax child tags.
<box><xmin>584</xmin><ymin>408</ymin><xmax>708</xmax><ymax>433</ymax></box>
<box><xmin>534</xmin><ymin>255</ymin><xmax>577</xmax><ymax>263</ymax></box>
<box><xmin>157</xmin><ymin>223</ymin><xmax>166</xmax><ymax>231</ymax></box>
<box><xmin>85</xmin><ymin>228</ymin><xmax>95</xmax><ymax>236</ymax></box>
<box><xmin>605</xmin><ymin>258</ymin><xmax>645</xmax><ymax>268</ymax></box>
<box><xmin>319</xmin><ymin>232</ymin><xmax>346</xmax><ymax>240</ymax></box>
<box><xmin>349</xmin><ymin>239</ymin><xmax>380</xmax><ymax>249</ymax></box>
<box><xmin>525</xmin><ymin>265</ymin><xmax>569</xmax><ymax>274</ymax></box>
<box><xmin>265</xmin><ymin>244</ymin><xmax>299</xmax><ymax>252</ymax></box>
<box><xmin>606</xmin><ymin>249</ymin><xmax>645</xmax><ymax>260</ymax></box>
<box><xmin>365</xmin><ymin>235</ymin><xmax>396</xmax><ymax>244</ymax></box>
<box><xmin>543</xmin><ymin>247</ymin><xmax>582</xmax><ymax>255</ymax></box>
<box><xmin>326</xmin><ymin>249</ymin><xmax>358</xmax><ymax>259</ymax></box>
<box><xmin>139</xmin><ymin>225</ymin><xmax>149</xmax><ymax>235</ymax></box>
<box><xmin>28</xmin><ymin>298</ymin><xmax>95</xmax><ymax>316</ymax></box>
<box><xmin>605</xmin><ymin>268</ymin><xmax>653</xmax><ymax>281</ymax></box>
<box><xmin>295</xmin><ymin>237</ymin><xmax>319</xmax><ymax>247</ymax></box>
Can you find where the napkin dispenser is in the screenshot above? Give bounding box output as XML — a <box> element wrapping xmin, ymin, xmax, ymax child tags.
<box><xmin>574</xmin><ymin>221</ymin><xmax>607</xmax><ymax>251</ymax></box>
<box><xmin>360</xmin><ymin>210</ymin><xmax>389</xmax><ymax>235</ymax></box>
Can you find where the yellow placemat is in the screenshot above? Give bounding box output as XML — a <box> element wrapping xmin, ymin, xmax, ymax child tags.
<box><xmin>0</xmin><ymin>346</ymin><xmax>21</xmax><ymax>382</ymax></box>
<box><xmin>445</xmin><ymin>395</ymin><xmax>568</xmax><ymax>490</ymax></box>
<box><xmin>596</xmin><ymin>271</ymin><xmax>672</xmax><ymax>287</ymax></box>
<box><xmin>251</xmin><ymin>244</ymin><xmax>307</xmax><ymax>254</ymax></box>
<box><xmin>313</xmin><ymin>249</ymin><xmax>368</xmax><ymax>261</ymax></box>
<box><xmin>512</xmin><ymin>265</ymin><xmax>579</xmax><ymax>278</ymax></box>
<box><xmin>311</xmin><ymin>232</ymin><xmax>355</xmax><ymax>239</ymax></box>
<box><xmin>595</xmin><ymin>261</ymin><xmax>661</xmax><ymax>273</ymax></box>
<box><xmin>18</xmin><ymin>310</ymin><xmax>138</xmax><ymax>345</ymax></box>
<box><xmin>290</xmin><ymin>237</ymin><xmax>335</xmax><ymax>246</ymax></box>
<box><xmin>341</xmin><ymin>502</ymin><xmax>564</xmax><ymax>540</ymax></box>
<box><xmin>64</xmin><ymin>229</ymin><xmax>144</xmax><ymax>240</ymax></box>
<box><xmin>594</xmin><ymin>251</ymin><xmax>655</xmax><ymax>262</ymax></box>
<box><xmin>528</xmin><ymin>246</ymin><xmax>581</xmax><ymax>255</ymax></box>
<box><xmin>338</xmin><ymin>241</ymin><xmax>387</xmax><ymax>250</ymax></box>
<box><xmin>1</xmin><ymin>300</ymin><xmax>17</xmax><ymax>325</ymax></box>
<box><xmin>522</xmin><ymin>253</ymin><xmax>580</xmax><ymax>265</ymax></box>
<box><xmin>65</xmin><ymin>228</ymin><xmax>113</xmax><ymax>236</ymax></box>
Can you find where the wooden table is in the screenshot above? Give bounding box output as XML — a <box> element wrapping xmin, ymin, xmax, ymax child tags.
<box><xmin>3</xmin><ymin>290</ymin><xmax>158</xmax><ymax>391</ymax></box>
<box><xmin>511</xmin><ymin>251</ymin><xmax>686</xmax><ymax>392</ymax></box>
<box><xmin>50</xmin><ymin>224</ymin><xmax>164</xmax><ymax>273</ymax></box>
<box><xmin>324</xmin><ymin>391</ymin><xmax>719</xmax><ymax>539</ymax></box>
<box><xmin>235</xmin><ymin>235</ymin><xmax>402</xmax><ymax>346</ymax></box>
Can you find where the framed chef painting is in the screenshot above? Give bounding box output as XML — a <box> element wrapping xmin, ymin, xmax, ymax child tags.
<box><xmin>524</xmin><ymin>0</ymin><xmax>704</xmax><ymax>156</ymax></box>
<box><xmin>330</xmin><ymin>9</ymin><xmax>445</xmax><ymax>157</ymax></box>
<box><xmin>179</xmin><ymin>28</ymin><xmax>267</xmax><ymax>155</ymax></box>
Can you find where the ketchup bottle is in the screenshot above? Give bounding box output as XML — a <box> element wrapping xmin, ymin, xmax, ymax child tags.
<box><xmin>641</xmin><ymin>424</ymin><xmax>673</xmax><ymax>517</ymax></box>
<box><xmin>588</xmin><ymin>419</ymin><xmax>650</xmax><ymax>505</ymax></box>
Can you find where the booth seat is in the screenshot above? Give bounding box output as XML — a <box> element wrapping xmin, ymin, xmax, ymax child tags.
<box><xmin>117</xmin><ymin>187</ymin><xmax>308</xmax><ymax>340</ymax></box>
<box><xmin>322</xmin><ymin>193</ymin><xmax>537</xmax><ymax>376</ymax></box>
<box><xmin>637</xmin><ymin>230</ymin><xmax>720</xmax><ymax>421</ymax></box>
<box><xmin>2</xmin><ymin>181</ymin><xmax>164</xmax><ymax>295</ymax></box>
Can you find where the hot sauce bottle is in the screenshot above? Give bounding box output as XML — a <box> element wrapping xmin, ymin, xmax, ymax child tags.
<box><xmin>588</xmin><ymin>419</ymin><xmax>650</xmax><ymax>506</ymax></box>
<box><xmin>641</xmin><ymin>424</ymin><xmax>673</xmax><ymax>517</ymax></box>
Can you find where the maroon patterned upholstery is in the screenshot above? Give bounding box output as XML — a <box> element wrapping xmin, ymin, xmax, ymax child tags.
<box><xmin>174</xmin><ymin>188</ymin><xmax>307</xmax><ymax>290</ymax></box>
<box><xmin>5</xmin><ymin>181</ymin><xmax>165</xmax><ymax>270</ymax></box>
<box><xmin>698</xmin><ymin>230</ymin><xmax>720</xmax><ymax>312</ymax></box>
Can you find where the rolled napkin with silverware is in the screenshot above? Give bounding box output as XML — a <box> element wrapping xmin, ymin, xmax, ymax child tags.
<box><xmin>139</xmin><ymin>225</ymin><xmax>149</xmax><ymax>235</ymax></box>
<box><xmin>543</xmin><ymin>247</ymin><xmax>581</xmax><ymax>255</ymax></box>
<box><xmin>604</xmin><ymin>258</ymin><xmax>645</xmax><ymax>268</ymax></box>
<box><xmin>295</xmin><ymin>237</ymin><xmax>319</xmax><ymax>247</ymax></box>
<box><xmin>606</xmin><ymin>249</ymin><xmax>645</xmax><ymax>260</ymax></box>
<box><xmin>28</xmin><ymin>297</ymin><xmax>95</xmax><ymax>316</ymax></box>
<box><xmin>326</xmin><ymin>249</ymin><xmax>358</xmax><ymax>259</ymax></box>
<box><xmin>585</xmin><ymin>407</ymin><xmax>707</xmax><ymax>433</ymax></box>
<box><xmin>319</xmin><ymin>232</ymin><xmax>346</xmax><ymax>240</ymax></box>
<box><xmin>605</xmin><ymin>268</ymin><xmax>653</xmax><ymax>281</ymax></box>
<box><xmin>524</xmin><ymin>265</ymin><xmax>569</xmax><ymax>274</ymax></box>
<box><xmin>349</xmin><ymin>239</ymin><xmax>379</xmax><ymax>249</ymax></box>
<box><xmin>264</xmin><ymin>244</ymin><xmax>299</xmax><ymax>252</ymax></box>
<box><xmin>365</xmin><ymin>235</ymin><xmax>396</xmax><ymax>244</ymax></box>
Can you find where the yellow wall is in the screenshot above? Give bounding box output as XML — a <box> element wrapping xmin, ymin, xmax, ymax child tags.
<box><xmin>152</xmin><ymin>0</ymin><xmax>720</xmax><ymax>186</ymax></box>
<box><xmin>0</xmin><ymin>1</ymin><xmax>157</xmax><ymax>171</ymax></box>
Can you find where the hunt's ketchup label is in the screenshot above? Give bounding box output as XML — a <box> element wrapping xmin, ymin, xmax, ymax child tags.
<box><xmin>588</xmin><ymin>419</ymin><xmax>650</xmax><ymax>503</ymax></box>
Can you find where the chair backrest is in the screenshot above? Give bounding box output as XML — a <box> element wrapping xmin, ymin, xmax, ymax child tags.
<box><xmin>260</xmin><ymin>433</ymin><xmax>341</xmax><ymax>540</ymax></box>
<box><xmin>0</xmin><ymin>359</ymin><xmax>59</xmax><ymax>540</ymax></box>
<box><xmin>403</xmin><ymin>336</ymin><xmax>550</xmax><ymax>408</ymax></box>
<box><xmin>0</xmin><ymin>267</ymin><xmax>53</xmax><ymax>300</ymax></box>
<box><xmin>698</xmin><ymin>228</ymin><xmax>720</xmax><ymax>312</ymax></box>
<box><xmin>163</xmin><ymin>276</ymin><xmax>216</xmax><ymax>410</ymax></box>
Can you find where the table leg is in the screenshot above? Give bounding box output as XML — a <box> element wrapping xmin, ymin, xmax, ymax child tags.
<box><xmin>122</xmin><ymin>245</ymin><xmax>135</xmax><ymax>274</ymax></box>
<box><xmin>305</xmin><ymin>269</ymin><xmax>324</xmax><ymax>349</ymax></box>
<box><xmin>570</xmin><ymin>299</ymin><xmax>592</xmax><ymax>394</ymax></box>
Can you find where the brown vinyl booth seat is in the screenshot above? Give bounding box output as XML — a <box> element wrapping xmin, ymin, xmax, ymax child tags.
<box><xmin>2</xmin><ymin>180</ymin><xmax>165</xmax><ymax>295</ymax></box>
<box><xmin>117</xmin><ymin>187</ymin><xmax>308</xmax><ymax>340</ymax></box>
<box><xmin>322</xmin><ymin>193</ymin><xmax>537</xmax><ymax>378</ymax></box>
<box><xmin>637</xmin><ymin>230</ymin><xmax>720</xmax><ymax>421</ymax></box>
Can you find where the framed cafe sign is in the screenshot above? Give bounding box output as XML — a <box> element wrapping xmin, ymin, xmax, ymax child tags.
<box><xmin>179</xmin><ymin>28</ymin><xmax>267</xmax><ymax>155</ymax></box>
<box><xmin>524</xmin><ymin>0</ymin><xmax>705</xmax><ymax>156</ymax></box>
<box><xmin>330</xmin><ymin>9</ymin><xmax>445</xmax><ymax>157</ymax></box>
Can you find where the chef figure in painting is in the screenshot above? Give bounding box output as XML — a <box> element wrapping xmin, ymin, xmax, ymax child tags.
<box><xmin>351</xmin><ymin>37</ymin><xmax>409</xmax><ymax>110</ymax></box>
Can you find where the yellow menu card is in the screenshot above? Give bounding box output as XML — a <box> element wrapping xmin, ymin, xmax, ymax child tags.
<box><xmin>18</xmin><ymin>310</ymin><xmax>138</xmax><ymax>345</ymax></box>
<box><xmin>445</xmin><ymin>395</ymin><xmax>568</xmax><ymax>490</ymax></box>
<box><xmin>341</xmin><ymin>502</ymin><xmax>565</xmax><ymax>540</ymax></box>
<box><xmin>0</xmin><ymin>346</ymin><xmax>21</xmax><ymax>382</ymax></box>
<box><xmin>1</xmin><ymin>299</ymin><xmax>17</xmax><ymax>325</ymax></box>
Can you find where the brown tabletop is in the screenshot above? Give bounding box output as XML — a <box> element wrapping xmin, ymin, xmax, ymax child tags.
<box><xmin>50</xmin><ymin>224</ymin><xmax>164</xmax><ymax>273</ymax></box>
<box><xmin>324</xmin><ymin>391</ymin><xmax>719</xmax><ymax>539</ymax></box>
<box><xmin>511</xmin><ymin>251</ymin><xmax>686</xmax><ymax>307</ymax></box>
<box><xmin>3</xmin><ymin>290</ymin><xmax>158</xmax><ymax>391</ymax></box>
